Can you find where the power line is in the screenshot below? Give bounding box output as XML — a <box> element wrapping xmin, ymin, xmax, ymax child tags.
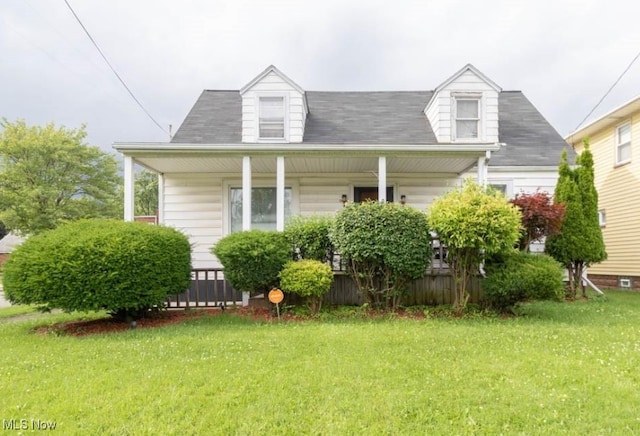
<box><xmin>574</xmin><ymin>49</ymin><xmax>640</xmax><ymax>131</ymax></box>
<box><xmin>63</xmin><ymin>0</ymin><xmax>168</xmax><ymax>135</ymax></box>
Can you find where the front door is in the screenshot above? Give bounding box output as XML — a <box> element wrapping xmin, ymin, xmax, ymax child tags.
<box><xmin>354</xmin><ymin>187</ymin><xmax>394</xmax><ymax>203</ymax></box>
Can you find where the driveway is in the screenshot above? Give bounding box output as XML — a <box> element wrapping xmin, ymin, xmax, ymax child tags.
<box><xmin>0</xmin><ymin>285</ymin><xmax>11</xmax><ymax>308</ymax></box>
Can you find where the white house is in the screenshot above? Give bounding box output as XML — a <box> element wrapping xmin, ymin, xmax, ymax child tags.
<box><xmin>114</xmin><ymin>64</ymin><xmax>571</xmax><ymax>269</ymax></box>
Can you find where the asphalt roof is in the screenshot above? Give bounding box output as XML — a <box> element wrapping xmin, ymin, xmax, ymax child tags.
<box><xmin>171</xmin><ymin>89</ymin><xmax>572</xmax><ymax>167</ymax></box>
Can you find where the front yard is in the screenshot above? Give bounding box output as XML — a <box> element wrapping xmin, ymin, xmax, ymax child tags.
<box><xmin>1</xmin><ymin>292</ymin><xmax>639</xmax><ymax>434</ymax></box>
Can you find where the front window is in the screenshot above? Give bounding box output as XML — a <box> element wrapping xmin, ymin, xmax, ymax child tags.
<box><xmin>230</xmin><ymin>187</ymin><xmax>292</xmax><ymax>232</ymax></box>
<box><xmin>616</xmin><ymin>122</ymin><xmax>631</xmax><ymax>165</ymax></box>
<box><xmin>454</xmin><ymin>97</ymin><xmax>480</xmax><ymax>140</ymax></box>
<box><xmin>259</xmin><ymin>97</ymin><xmax>285</xmax><ymax>139</ymax></box>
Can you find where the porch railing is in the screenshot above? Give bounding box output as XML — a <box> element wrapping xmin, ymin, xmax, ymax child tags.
<box><xmin>166</xmin><ymin>237</ymin><xmax>451</xmax><ymax>308</ymax></box>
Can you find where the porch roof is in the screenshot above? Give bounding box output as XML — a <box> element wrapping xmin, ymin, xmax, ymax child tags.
<box><xmin>113</xmin><ymin>142</ymin><xmax>501</xmax><ymax>174</ymax></box>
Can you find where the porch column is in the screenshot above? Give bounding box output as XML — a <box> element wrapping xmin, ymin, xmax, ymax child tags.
<box><xmin>477</xmin><ymin>150</ymin><xmax>491</xmax><ymax>187</ymax></box>
<box><xmin>241</xmin><ymin>156</ymin><xmax>252</xmax><ymax>307</ymax></box>
<box><xmin>157</xmin><ymin>172</ymin><xmax>164</xmax><ymax>224</ymax></box>
<box><xmin>242</xmin><ymin>156</ymin><xmax>252</xmax><ymax>231</ymax></box>
<box><xmin>123</xmin><ymin>155</ymin><xmax>135</xmax><ymax>222</ymax></box>
<box><xmin>276</xmin><ymin>156</ymin><xmax>285</xmax><ymax>232</ymax></box>
<box><xmin>378</xmin><ymin>156</ymin><xmax>387</xmax><ymax>202</ymax></box>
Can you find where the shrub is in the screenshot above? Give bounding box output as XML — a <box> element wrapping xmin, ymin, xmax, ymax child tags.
<box><xmin>483</xmin><ymin>251</ymin><xmax>564</xmax><ymax>312</ymax></box>
<box><xmin>3</xmin><ymin>219</ymin><xmax>191</xmax><ymax>319</ymax></box>
<box><xmin>331</xmin><ymin>201</ymin><xmax>431</xmax><ymax>310</ymax></box>
<box><xmin>510</xmin><ymin>190</ymin><xmax>565</xmax><ymax>251</ymax></box>
<box><xmin>279</xmin><ymin>260</ymin><xmax>333</xmax><ymax>314</ymax></box>
<box><xmin>212</xmin><ymin>230</ymin><xmax>291</xmax><ymax>294</ymax></box>
<box><xmin>427</xmin><ymin>179</ymin><xmax>522</xmax><ymax>313</ymax></box>
<box><xmin>284</xmin><ymin>215</ymin><xmax>334</xmax><ymax>262</ymax></box>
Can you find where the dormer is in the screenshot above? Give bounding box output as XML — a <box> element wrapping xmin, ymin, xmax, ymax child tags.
<box><xmin>425</xmin><ymin>64</ymin><xmax>501</xmax><ymax>143</ymax></box>
<box><xmin>239</xmin><ymin>65</ymin><xmax>309</xmax><ymax>143</ymax></box>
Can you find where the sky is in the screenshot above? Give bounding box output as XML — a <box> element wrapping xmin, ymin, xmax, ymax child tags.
<box><xmin>2</xmin><ymin>0</ymin><xmax>640</xmax><ymax>154</ymax></box>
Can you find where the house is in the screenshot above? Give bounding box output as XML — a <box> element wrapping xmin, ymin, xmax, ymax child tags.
<box><xmin>0</xmin><ymin>233</ymin><xmax>24</xmax><ymax>267</ymax></box>
<box><xmin>565</xmin><ymin>95</ymin><xmax>640</xmax><ymax>290</ymax></box>
<box><xmin>114</xmin><ymin>64</ymin><xmax>570</xmax><ymax>271</ymax></box>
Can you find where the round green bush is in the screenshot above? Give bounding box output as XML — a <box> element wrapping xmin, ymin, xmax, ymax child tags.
<box><xmin>482</xmin><ymin>251</ymin><xmax>564</xmax><ymax>312</ymax></box>
<box><xmin>3</xmin><ymin>219</ymin><xmax>191</xmax><ymax>318</ymax></box>
<box><xmin>279</xmin><ymin>259</ymin><xmax>333</xmax><ymax>314</ymax></box>
<box><xmin>331</xmin><ymin>201</ymin><xmax>431</xmax><ymax>309</ymax></box>
<box><xmin>212</xmin><ymin>230</ymin><xmax>291</xmax><ymax>294</ymax></box>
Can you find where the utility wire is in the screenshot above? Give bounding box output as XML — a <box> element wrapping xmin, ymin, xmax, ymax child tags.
<box><xmin>574</xmin><ymin>49</ymin><xmax>640</xmax><ymax>132</ymax></box>
<box><xmin>63</xmin><ymin>0</ymin><xmax>168</xmax><ymax>135</ymax></box>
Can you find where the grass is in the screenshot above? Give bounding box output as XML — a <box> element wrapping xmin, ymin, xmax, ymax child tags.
<box><xmin>1</xmin><ymin>291</ymin><xmax>640</xmax><ymax>434</ymax></box>
<box><xmin>0</xmin><ymin>304</ymin><xmax>37</xmax><ymax>319</ymax></box>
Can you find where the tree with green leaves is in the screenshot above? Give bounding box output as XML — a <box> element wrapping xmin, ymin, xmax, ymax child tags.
<box><xmin>427</xmin><ymin>179</ymin><xmax>522</xmax><ymax>313</ymax></box>
<box><xmin>546</xmin><ymin>142</ymin><xmax>606</xmax><ymax>298</ymax></box>
<box><xmin>135</xmin><ymin>169</ymin><xmax>159</xmax><ymax>216</ymax></box>
<box><xmin>0</xmin><ymin>119</ymin><xmax>120</xmax><ymax>235</ymax></box>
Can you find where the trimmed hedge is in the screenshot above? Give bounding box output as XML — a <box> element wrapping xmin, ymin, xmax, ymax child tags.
<box><xmin>212</xmin><ymin>230</ymin><xmax>291</xmax><ymax>294</ymax></box>
<box><xmin>3</xmin><ymin>219</ymin><xmax>191</xmax><ymax>318</ymax></box>
<box><xmin>279</xmin><ymin>260</ymin><xmax>333</xmax><ymax>314</ymax></box>
<box><xmin>482</xmin><ymin>251</ymin><xmax>564</xmax><ymax>312</ymax></box>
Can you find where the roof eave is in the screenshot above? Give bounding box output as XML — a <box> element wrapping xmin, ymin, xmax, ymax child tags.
<box><xmin>565</xmin><ymin>94</ymin><xmax>640</xmax><ymax>145</ymax></box>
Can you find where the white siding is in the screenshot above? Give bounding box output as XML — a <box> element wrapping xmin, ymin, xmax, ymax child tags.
<box><xmin>241</xmin><ymin>71</ymin><xmax>307</xmax><ymax>143</ymax></box>
<box><xmin>163</xmin><ymin>173</ymin><xmax>223</xmax><ymax>269</ymax></box>
<box><xmin>425</xmin><ymin>69</ymin><xmax>499</xmax><ymax>143</ymax></box>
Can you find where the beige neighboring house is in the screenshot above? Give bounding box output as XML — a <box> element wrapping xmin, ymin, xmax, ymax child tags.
<box><xmin>566</xmin><ymin>95</ymin><xmax>640</xmax><ymax>290</ymax></box>
<box><xmin>0</xmin><ymin>233</ymin><xmax>24</xmax><ymax>267</ymax></box>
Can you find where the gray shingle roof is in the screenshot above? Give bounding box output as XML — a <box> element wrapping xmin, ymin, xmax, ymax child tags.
<box><xmin>495</xmin><ymin>91</ymin><xmax>573</xmax><ymax>166</ymax></box>
<box><xmin>171</xmin><ymin>89</ymin><xmax>571</xmax><ymax>166</ymax></box>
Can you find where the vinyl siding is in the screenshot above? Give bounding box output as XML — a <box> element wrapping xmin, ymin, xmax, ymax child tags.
<box><xmin>575</xmin><ymin>113</ymin><xmax>640</xmax><ymax>276</ymax></box>
<box><xmin>241</xmin><ymin>71</ymin><xmax>307</xmax><ymax>143</ymax></box>
<box><xmin>425</xmin><ymin>69</ymin><xmax>499</xmax><ymax>143</ymax></box>
<box><xmin>163</xmin><ymin>173</ymin><xmax>223</xmax><ymax>269</ymax></box>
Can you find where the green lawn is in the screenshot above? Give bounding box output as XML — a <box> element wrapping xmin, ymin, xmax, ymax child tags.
<box><xmin>1</xmin><ymin>292</ymin><xmax>640</xmax><ymax>434</ymax></box>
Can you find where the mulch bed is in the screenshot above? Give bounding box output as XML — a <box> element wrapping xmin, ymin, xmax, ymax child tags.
<box><xmin>33</xmin><ymin>306</ymin><xmax>284</xmax><ymax>337</ymax></box>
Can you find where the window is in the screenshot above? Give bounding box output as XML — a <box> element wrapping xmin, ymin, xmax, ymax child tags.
<box><xmin>598</xmin><ymin>209</ymin><xmax>606</xmax><ymax>227</ymax></box>
<box><xmin>616</xmin><ymin>122</ymin><xmax>631</xmax><ymax>165</ymax></box>
<box><xmin>259</xmin><ymin>97</ymin><xmax>285</xmax><ymax>139</ymax></box>
<box><xmin>230</xmin><ymin>187</ymin><xmax>292</xmax><ymax>232</ymax></box>
<box><xmin>454</xmin><ymin>97</ymin><xmax>480</xmax><ymax>140</ymax></box>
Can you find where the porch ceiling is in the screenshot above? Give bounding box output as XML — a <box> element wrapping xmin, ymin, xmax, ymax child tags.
<box><xmin>133</xmin><ymin>155</ymin><xmax>481</xmax><ymax>175</ymax></box>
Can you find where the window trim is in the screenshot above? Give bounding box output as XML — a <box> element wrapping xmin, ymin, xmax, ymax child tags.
<box><xmin>598</xmin><ymin>209</ymin><xmax>606</xmax><ymax>228</ymax></box>
<box><xmin>487</xmin><ymin>179</ymin><xmax>514</xmax><ymax>198</ymax></box>
<box><xmin>256</xmin><ymin>94</ymin><xmax>288</xmax><ymax>142</ymax></box>
<box><xmin>615</xmin><ymin>121</ymin><xmax>631</xmax><ymax>166</ymax></box>
<box><xmin>452</xmin><ymin>93</ymin><xmax>482</xmax><ymax>142</ymax></box>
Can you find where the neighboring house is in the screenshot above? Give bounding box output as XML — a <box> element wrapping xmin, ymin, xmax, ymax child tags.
<box><xmin>114</xmin><ymin>64</ymin><xmax>570</xmax><ymax>269</ymax></box>
<box><xmin>0</xmin><ymin>233</ymin><xmax>24</xmax><ymax>267</ymax></box>
<box><xmin>566</xmin><ymin>95</ymin><xmax>640</xmax><ymax>290</ymax></box>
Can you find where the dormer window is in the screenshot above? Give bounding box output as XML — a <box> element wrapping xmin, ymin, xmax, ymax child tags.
<box><xmin>453</xmin><ymin>96</ymin><xmax>481</xmax><ymax>140</ymax></box>
<box><xmin>259</xmin><ymin>96</ymin><xmax>285</xmax><ymax>139</ymax></box>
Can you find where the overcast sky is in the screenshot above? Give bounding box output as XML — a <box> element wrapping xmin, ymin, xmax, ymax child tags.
<box><xmin>2</xmin><ymin>0</ymin><xmax>639</xmax><ymax>154</ymax></box>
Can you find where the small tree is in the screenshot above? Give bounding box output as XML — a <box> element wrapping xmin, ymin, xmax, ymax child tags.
<box><xmin>284</xmin><ymin>215</ymin><xmax>334</xmax><ymax>262</ymax></box>
<box><xmin>427</xmin><ymin>180</ymin><xmax>522</xmax><ymax>313</ymax></box>
<box><xmin>510</xmin><ymin>190</ymin><xmax>565</xmax><ymax>251</ymax></box>
<box><xmin>0</xmin><ymin>119</ymin><xmax>121</xmax><ymax>235</ymax></box>
<box><xmin>212</xmin><ymin>230</ymin><xmax>291</xmax><ymax>294</ymax></box>
<box><xmin>330</xmin><ymin>201</ymin><xmax>431</xmax><ymax>310</ymax></box>
<box><xmin>279</xmin><ymin>260</ymin><xmax>333</xmax><ymax>314</ymax></box>
<box><xmin>546</xmin><ymin>143</ymin><xmax>606</xmax><ymax>298</ymax></box>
